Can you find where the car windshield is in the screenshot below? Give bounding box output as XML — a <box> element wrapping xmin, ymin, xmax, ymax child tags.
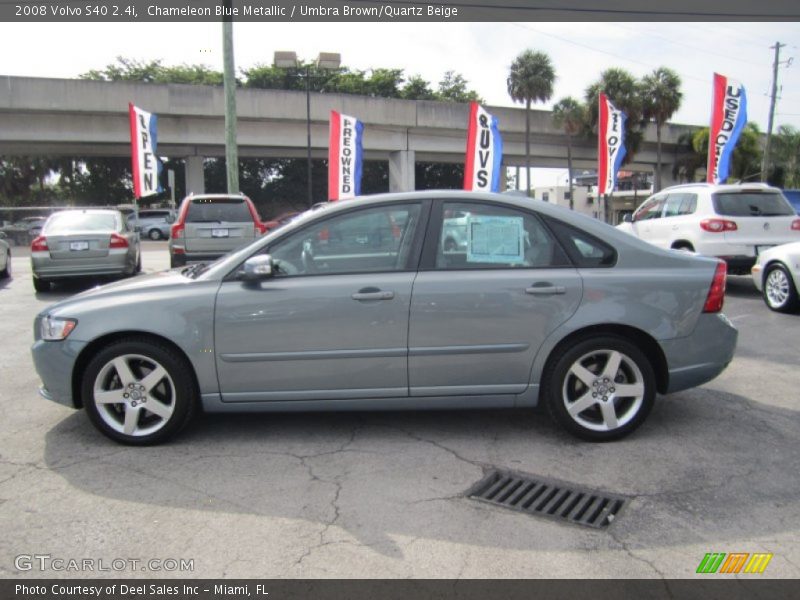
<box><xmin>186</xmin><ymin>198</ymin><xmax>251</xmax><ymax>222</ymax></box>
<box><xmin>44</xmin><ymin>212</ymin><xmax>117</xmax><ymax>234</ymax></box>
<box><xmin>712</xmin><ymin>192</ymin><xmax>794</xmax><ymax>217</ymax></box>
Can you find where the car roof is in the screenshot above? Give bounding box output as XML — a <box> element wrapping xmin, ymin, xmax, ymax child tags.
<box><xmin>659</xmin><ymin>182</ymin><xmax>781</xmax><ymax>194</ymax></box>
<box><xmin>184</xmin><ymin>194</ymin><xmax>248</xmax><ymax>201</ymax></box>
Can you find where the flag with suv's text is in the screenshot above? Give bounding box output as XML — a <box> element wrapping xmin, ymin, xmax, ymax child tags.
<box><xmin>129</xmin><ymin>103</ymin><xmax>163</xmax><ymax>199</ymax></box>
<box><xmin>463</xmin><ymin>102</ymin><xmax>503</xmax><ymax>193</ymax></box>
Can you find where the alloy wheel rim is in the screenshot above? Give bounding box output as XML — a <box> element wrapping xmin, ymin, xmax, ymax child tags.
<box><xmin>93</xmin><ymin>353</ymin><xmax>176</xmax><ymax>437</ymax></box>
<box><xmin>562</xmin><ymin>349</ymin><xmax>645</xmax><ymax>432</ymax></box>
<box><xmin>766</xmin><ymin>269</ymin><xmax>789</xmax><ymax>308</ymax></box>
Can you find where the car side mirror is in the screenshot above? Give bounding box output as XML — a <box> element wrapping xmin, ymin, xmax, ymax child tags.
<box><xmin>242</xmin><ymin>254</ymin><xmax>274</xmax><ymax>281</ymax></box>
<box><xmin>622</xmin><ymin>213</ymin><xmax>633</xmax><ymax>223</ymax></box>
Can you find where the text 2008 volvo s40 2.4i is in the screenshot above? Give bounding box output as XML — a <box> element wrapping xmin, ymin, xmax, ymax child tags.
<box><xmin>32</xmin><ymin>192</ymin><xmax>737</xmax><ymax>445</ymax></box>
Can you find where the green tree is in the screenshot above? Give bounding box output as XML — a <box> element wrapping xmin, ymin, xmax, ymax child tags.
<box><xmin>437</xmin><ymin>71</ymin><xmax>483</xmax><ymax>103</ymax></box>
<box><xmin>692</xmin><ymin>123</ymin><xmax>763</xmax><ymax>182</ymax></box>
<box><xmin>82</xmin><ymin>56</ymin><xmax>223</xmax><ymax>85</ymax></box>
<box><xmin>640</xmin><ymin>67</ymin><xmax>683</xmax><ymax>192</ymax></box>
<box><xmin>552</xmin><ymin>97</ymin><xmax>585</xmax><ymax>210</ymax></box>
<box><xmin>507</xmin><ymin>50</ymin><xmax>555</xmax><ymax>196</ymax></box>
<box><xmin>770</xmin><ymin>125</ymin><xmax>800</xmax><ymax>188</ymax></box>
<box><xmin>401</xmin><ymin>75</ymin><xmax>437</xmax><ymax>100</ymax></box>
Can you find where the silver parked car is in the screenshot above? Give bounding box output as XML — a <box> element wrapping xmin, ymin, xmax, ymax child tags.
<box><xmin>32</xmin><ymin>192</ymin><xmax>737</xmax><ymax>445</ymax></box>
<box><xmin>168</xmin><ymin>194</ymin><xmax>267</xmax><ymax>268</ymax></box>
<box><xmin>751</xmin><ymin>241</ymin><xmax>800</xmax><ymax>313</ymax></box>
<box><xmin>0</xmin><ymin>231</ymin><xmax>11</xmax><ymax>279</ymax></box>
<box><xmin>31</xmin><ymin>209</ymin><xmax>141</xmax><ymax>292</ymax></box>
<box><xmin>128</xmin><ymin>209</ymin><xmax>176</xmax><ymax>241</ymax></box>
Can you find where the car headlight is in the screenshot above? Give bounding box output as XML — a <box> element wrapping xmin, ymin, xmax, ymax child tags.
<box><xmin>40</xmin><ymin>316</ymin><xmax>77</xmax><ymax>341</ymax></box>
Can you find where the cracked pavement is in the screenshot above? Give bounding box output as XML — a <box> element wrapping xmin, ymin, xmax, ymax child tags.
<box><xmin>1</xmin><ymin>245</ymin><xmax>798</xmax><ymax>579</ymax></box>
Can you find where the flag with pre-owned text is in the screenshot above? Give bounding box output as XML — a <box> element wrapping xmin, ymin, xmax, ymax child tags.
<box><xmin>328</xmin><ymin>111</ymin><xmax>364</xmax><ymax>201</ymax></box>
<box><xmin>598</xmin><ymin>93</ymin><xmax>627</xmax><ymax>195</ymax></box>
<box><xmin>128</xmin><ymin>103</ymin><xmax>163</xmax><ymax>198</ymax></box>
<box><xmin>707</xmin><ymin>73</ymin><xmax>747</xmax><ymax>184</ymax></box>
<box><xmin>463</xmin><ymin>102</ymin><xmax>503</xmax><ymax>192</ymax></box>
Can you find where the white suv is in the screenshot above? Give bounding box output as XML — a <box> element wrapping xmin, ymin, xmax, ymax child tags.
<box><xmin>617</xmin><ymin>183</ymin><xmax>800</xmax><ymax>274</ymax></box>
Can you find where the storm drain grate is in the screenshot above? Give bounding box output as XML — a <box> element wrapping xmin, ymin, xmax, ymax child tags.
<box><xmin>467</xmin><ymin>469</ymin><xmax>627</xmax><ymax>529</ymax></box>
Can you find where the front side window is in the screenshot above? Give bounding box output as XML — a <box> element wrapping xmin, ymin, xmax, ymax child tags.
<box><xmin>268</xmin><ymin>203</ymin><xmax>421</xmax><ymax>276</ymax></box>
<box><xmin>633</xmin><ymin>197</ymin><xmax>665</xmax><ymax>221</ymax></box>
<box><xmin>435</xmin><ymin>202</ymin><xmax>570</xmax><ymax>269</ymax></box>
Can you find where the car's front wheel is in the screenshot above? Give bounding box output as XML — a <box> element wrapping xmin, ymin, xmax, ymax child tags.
<box><xmin>763</xmin><ymin>264</ymin><xmax>799</xmax><ymax>313</ymax></box>
<box><xmin>544</xmin><ymin>335</ymin><xmax>656</xmax><ymax>442</ymax></box>
<box><xmin>82</xmin><ymin>339</ymin><xmax>197</xmax><ymax>445</ymax></box>
<box><xmin>148</xmin><ymin>229</ymin><xmax>163</xmax><ymax>241</ymax></box>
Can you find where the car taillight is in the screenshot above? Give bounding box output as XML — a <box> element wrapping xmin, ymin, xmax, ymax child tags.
<box><xmin>109</xmin><ymin>233</ymin><xmax>129</xmax><ymax>249</ymax></box>
<box><xmin>791</xmin><ymin>219</ymin><xmax>800</xmax><ymax>231</ymax></box>
<box><xmin>171</xmin><ymin>224</ymin><xmax>184</xmax><ymax>239</ymax></box>
<box><xmin>31</xmin><ymin>236</ymin><xmax>48</xmax><ymax>252</ymax></box>
<box><xmin>700</xmin><ymin>219</ymin><xmax>738</xmax><ymax>233</ymax></box>
<box><xmin>703</xmin><ymin>261</ymin><xmax>728</xmax><ymax>313</ymax></box>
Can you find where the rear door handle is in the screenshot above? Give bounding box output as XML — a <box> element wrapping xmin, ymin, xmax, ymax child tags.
<box><xmin>352</xmin><ymin>288</ymin><xmax>395</xmax><ymax>301</ymax></box>
<box><xmin>525</xmin><ymin>284</ymin><xmax>566</xmax><ymax>296</ymax></box>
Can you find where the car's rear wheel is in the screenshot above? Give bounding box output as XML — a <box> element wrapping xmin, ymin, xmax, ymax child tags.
<box><xmin>0</xmin><ymin>250</ymin><xmax>10</xmax><ymax>278</ymax></box>
<box><xmin>544</xmin><ymin>335</ymin><xmax>656</xmax><ymax>442</ymax></box>
<box><xmin>763</xmin><ymin>264</ymin><xmax>799</xmax><ymax>313</ymax></box>
<box><xmin>33</xmin><ymin>277</ymin><xmax>50</xmax><ymax>292</ymax></box>
<box><xmin>148</xmin><ymin>229</ymin><xmax>163</xmax><ymax>241</ymax></box>
<box><xmin>82</xmin><ymin>339</ymin><xmax>197</xmax><ymax>445</ymax></box>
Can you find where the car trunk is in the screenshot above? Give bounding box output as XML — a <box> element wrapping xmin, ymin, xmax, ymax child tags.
<box><xmin>184</xmin><ymin>221</ymin><xmax>255</xmax><ymax>253</ymax></box>
<box><xmin>46</xmin><ymin>232</ymin><xmax>112</xmax><ymax>259</ymax></box>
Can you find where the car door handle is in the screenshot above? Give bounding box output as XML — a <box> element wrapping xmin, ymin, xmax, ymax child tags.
<box><xmin>352</xmin><ymin>288</ymin><xmax>395</xmax><ymax>301</ymax></box>
<box><xmin>525</xmin><ymin>284</ymin><xmax>566</xmax><ymax>296</ymax></box>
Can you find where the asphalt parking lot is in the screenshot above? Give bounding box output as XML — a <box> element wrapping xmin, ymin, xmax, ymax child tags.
<box><xmin>1</xmin><ymin>242</ymin><xmax>798</xmax><ymax>579</ymax></box>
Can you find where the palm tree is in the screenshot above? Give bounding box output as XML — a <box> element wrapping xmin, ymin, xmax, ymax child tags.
<box><xmin>507</xmin><ymin>50</ymin><xmax>555</xmax><ymax>196</ymax></box>
<box><xmin>552</xmin><ymin>97</ymin><xmax>585</xmax><ymax>210</ymax></box>
<box><xmin>640</xmin><ymin>67</ymin><xmax>682</xmax><ymax>192</ymax></box>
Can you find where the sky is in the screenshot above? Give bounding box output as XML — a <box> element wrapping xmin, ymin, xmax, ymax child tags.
<box><xmin>1</xmin><ymin>21</ymin><xmax>798</xmax><ymax>185</ymax></box>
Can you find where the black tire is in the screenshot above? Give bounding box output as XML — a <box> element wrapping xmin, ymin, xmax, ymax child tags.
<box><xmin>763</xmin><ymin>264</ymin><xmax>800</xmax><ymax>313</ymax></box>
<box><xmin>135</xmin><ymin>252</ymin><xmax>142</xmax><ymax>273</ymax></box>
<box><xmin>543</xmin><ymin>335</ymin><xmax>656</xmax><ymax>442</ymax></box>
<box><xmin>0</xmin><ymin>250</ymin><xmax>10</xmax><ymax>278</ymax></box>
<box><xmin>33</xmin><ymin>277</ymin><xmax>50</xmax><ymax>292</ymax></box>
<box><xmin>671</xmin><ymin>242</ymin><xmax>694</xmax><ymax>253</ymax></box>
<box><xmin>170</xmin><ymin>254</ymin><xmax>185</xmax><ymax>269</ymax></box>
<box><xmin>81</xmin><ymin>338</ymin><xmax>198</xmax><ymax>445</ymax></box>
<box><xmin>148</xmin><ymin>229</ymin><xmax>163</xmax><ymax>241</ymax></box>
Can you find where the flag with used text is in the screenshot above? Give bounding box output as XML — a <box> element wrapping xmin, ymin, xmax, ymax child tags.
<box><xmin>707</xmin><ymin>73</ymin><xmax>747</xmax><ymax>184</ymax></box>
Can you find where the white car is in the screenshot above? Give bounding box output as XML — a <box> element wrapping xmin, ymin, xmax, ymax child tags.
<box><xmin>0</xmin><ymin>232</ymin><xmax>10</xmax><ymax>279</ymax></box>
<box><xmin>751</xmin><ymin>241</ymin><xmax>800</xmax><ymax>313</ymax></box>
<box><xmin>617</xmin><ymin>183</ymin><xmax>800</xmax><ymax>275</ymax></box>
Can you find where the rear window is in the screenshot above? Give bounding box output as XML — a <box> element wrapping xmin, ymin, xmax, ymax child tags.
<box><xmin>186</xmin><ymin>198</ymin><xmax>252</xmax><ymax>223</ymax></box>
<box><xmin>44</xmin><ymin>212</ymin><xmax>118</xmax><ymax>234</ymax></box>
<box><xmin>712</xmin><ymin>192</ymin><xmax>794</xmax><ymax>217</ymax></box>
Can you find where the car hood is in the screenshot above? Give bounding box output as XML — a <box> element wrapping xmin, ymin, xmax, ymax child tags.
<box><xmin>40</xmin><ymin>269</ymin><xmax>209</xmax><ymax>316</ymax></box>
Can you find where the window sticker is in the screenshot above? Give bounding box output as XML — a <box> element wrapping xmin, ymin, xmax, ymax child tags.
<box><xmin>466</xmin><ymin>215</ymin><xmax>525</xmax><ymax>264</ymax></box>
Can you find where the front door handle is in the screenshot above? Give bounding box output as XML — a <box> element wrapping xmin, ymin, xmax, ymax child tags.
<box><xmin>525</xmin><ymin>284</ymin><xmax>566</xmax><ymax>296</ymax></box>
<box><xmin>352</xmin><ymin>287</ymin><xmax>395</xmax><ymax>301</ymax></box>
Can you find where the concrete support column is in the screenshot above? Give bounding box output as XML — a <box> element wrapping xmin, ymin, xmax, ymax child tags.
<box><xmin>185</xmin><ymin>155</ymin><xmax>205</xmax><ymax>195</ymax></box>
<box><xmin>389</xmin><ymin>150</ymin><xmax>415</xmax><ymax>192</ymax></box>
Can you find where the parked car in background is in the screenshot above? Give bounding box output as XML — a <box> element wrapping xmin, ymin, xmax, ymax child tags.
<box><xmin>751</xmin><ymin>241</ymin><xmax>800</xmax><ymax>313</ymax></box>
<box><xmin>31</xmin><ymin>209</ymin><xmax>141</xmax><ymax>292</ymax></box>
<box><xmin>782</xmin><ymin>190</ymin><xmax>800</xmax><ymax>215</ymax></box>
<box><xmin>617</xmin><ymin>183</ymin><xmax>800</xmax><ymax>274</ymax></box>
<box><xmin>128</xmin><ymin>209</ymin><xmax>176</xmax><ymax>240</ymax></box>
<box><xmin>264</xmin><ymin>211</ymin><xmax>300</xmax><ymax>232</ymax></box>
<box><xmin>32</xmin><ymin>191</ymin><xmax>736</xmax><ymax>445</ymax></box>
<box><xmin>0</xmin><ymin>232</ymin><xmax>11</xmax><ymax>279</ymax></box>
<box><xmin>13</xmin><ymin>216</ymin><xmax>47</xmax><ymax>236</ymax></box>
<box><xmin>169</xmin><ymin>194</ymin><xmax>267</xmax><ymax>268</ymax></box>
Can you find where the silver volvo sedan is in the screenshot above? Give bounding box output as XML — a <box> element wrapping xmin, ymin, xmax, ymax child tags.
<box><xmin>31</xmin><ymin>209</ymin><xmax>141</xmax><ymax>292</ymax></box>
<box><xmin>32</xmin><ymin>192</ymin><xmax>738</xmax><ymax>445</ymax></box>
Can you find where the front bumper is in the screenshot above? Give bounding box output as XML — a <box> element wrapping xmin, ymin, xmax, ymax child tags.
<box><xmin>660</xmin><ymin>312</ymin><xmax>738</xmax><ymax>394</ymax></box>
<box><xmin>31</xmin><ymin>339</ymin><xmax>87</xmax><ymax>408</ymax></box>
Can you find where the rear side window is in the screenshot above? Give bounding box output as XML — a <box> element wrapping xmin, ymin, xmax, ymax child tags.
<box><xmin>712</xmin><ymin>192</ymin><xmax>794</xmax><ymax>217</ymax></box>
<box><xmin>543</xmin><ymin>217</ymin><xmax>617</xmax><ymax>268</ymax></box>
<box><xmin>186</xmin><ymin>199</ymin><xmax>252</xmax><ymax>222</ymax></box>
<box><xmin>633</xmin><ymin>197</ymin><xmax>665</xmax><ymax>221</ymax></box>
<box><xmin>664</xmin><ymin>193</ymin><xmax>697</xmax><ymax>217</ymax></box>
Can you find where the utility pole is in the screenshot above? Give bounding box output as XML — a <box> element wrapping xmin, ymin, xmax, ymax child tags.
<box><xmin>222</xmin><ymin>0</ymin><xmax>239</xmax><ymax>194</ymax></box>
<box><xmin>761</xmin><ymin>41</ymin><xmax>786</xmax><ymax>182</ymax></box>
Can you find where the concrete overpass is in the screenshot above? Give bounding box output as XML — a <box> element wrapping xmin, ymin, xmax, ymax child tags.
<box><xmin>0</xmin><ymin>75</ymin><xmax>696</xmax><ymax>194</ymax></box>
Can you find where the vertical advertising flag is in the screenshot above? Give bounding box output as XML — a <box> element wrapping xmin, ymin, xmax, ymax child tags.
<box><xmin>328</xmin><ymin>111</ymin><xmax>364</xmax><ymax>201</ymax></box>
<box><xmin>598</xmin><ymin>93</ymin><xmax>627</xmax><ymax>195</ymax></box>
<box><xmin>463</xmin><ymin>102</ymin><xmax>504</xmax><ymax>192</ymax></box>
<box><xmin>128</xmin><ymin>103</ymin><xmax>163</xmax><ymax>198</ymax></box>
<box><xmin>707</xmin><ymin>73</ymin><xmax>747</xmax><ymax>184</ymax></box>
